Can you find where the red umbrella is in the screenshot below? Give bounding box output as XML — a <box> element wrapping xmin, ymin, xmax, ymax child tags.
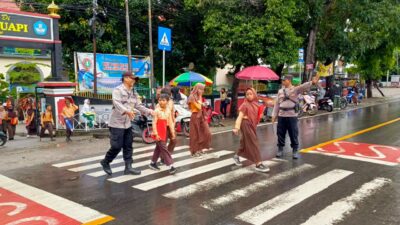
<box><xmin>235</xmin><ymin>66</ymin><xmax>279</xmax><ymax>80</ymax></box>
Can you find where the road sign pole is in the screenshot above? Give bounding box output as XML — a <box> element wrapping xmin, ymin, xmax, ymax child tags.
<box><xmin>162</xmin><ymin>50</ymin><xmax>166</xmax><ymax>88</ymax></box>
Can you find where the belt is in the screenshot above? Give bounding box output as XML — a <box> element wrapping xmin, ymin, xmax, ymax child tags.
<box><xmin>280</xmin><ymin>107</ymin><xmax>295</xmax><ymax>111</ymax></box>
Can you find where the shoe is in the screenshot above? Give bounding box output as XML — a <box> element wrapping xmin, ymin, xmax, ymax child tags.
<box><xmin>124</xmin><ymin>161</ymin><xmax>141</xmax><ymax>175</ymax></box>
<box><xmin>276</xmin><ymin>150</ymin><xmax>283</xmax><ymax>158</ymax></box>
<box><xmin>191</xmin><ymin>152</ymin><xmax>203</xmax><ymax>158</ymax></box>
<box><xmin>100</xmin><ymin>160</ymin><xmax>112</xmax><ymax>175</ymax></box>
<box><xmin>169</xmin><ymin>166</ymin><xmax>177</xmax><ymax>174</ymax></box>
<box><xmin>255</xmin><ymin>164</ymin><xmax>270</xmax><ymax>173</ymax></box>
<box><xmin>51</xmin><ymin>138</ymin><xmax>56</xmax><ymax>141</ymax></box>
<box><xmin>293</xmin><ymin>151</ymin><xmax>300</xmax><ymax>159</ymax></box>
<box><xmin>233</xmin><ymin>155</ymin><xmax>242</xmax><ymax>166</ymax></box>
<box><xmin>8</xmin><ymin>138</ymin><xmax>14</xmax><ymax>141</ymax></box>
<box><xmin>149</xmin><ymin>162</ymin><xmax>161</xmax><ymax>171</ymax></box>
<box><xmin>26</xmin><ymin>135</ymin><xmax>30</xmax><ymax>138</ymax></box>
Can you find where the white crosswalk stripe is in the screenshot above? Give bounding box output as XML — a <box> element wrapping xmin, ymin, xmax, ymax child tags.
<box><xmin>87</xmin><ymin>150</ymin><xmax>192</xmax><ymax>177</ymax></box>
<box><xmin>109</xmin><ymin>150</ymin><xmax>232</xmax><ymax>183</ymax></box>
<box><xmin>52</xmin><ymin>145</ymin><xmax>159</xmax><ymax>168</ymax></box>
<box><xmin>68</xmin><ymin>145</ymin><xmax>189</xmax><ymax>172</ymax></box>
<box><xmin>201</xmin><ymin>164</ymin><xmax>316</xmax><ymax>211</ymax></box>
<box><xmin>163</xmin><ymin>160</ymin><xmax>281</xmax><ymax>199</ymax></box>
<box><xmin>300</xmin><ymin>177</ymin><xmax>391</xmax><ymax>225</ymax></box>
<box><xmin>235</xmin><ymin>169</ymin><xmax>354</xmax><ymax>225</ymax></box>
<box><xmin>51</xmin><ymin>144</ymin><xmax>391</xmax><ymax>225</ymax></box>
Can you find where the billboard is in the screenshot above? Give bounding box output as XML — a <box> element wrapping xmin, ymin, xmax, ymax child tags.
<box><xmin>76</xmin><ymin>52</ymin><xmax>151</xmax><ymax>93</ymax></box>
<box><xmin>0</xmin><ymin>10</ymin><xmax>53</xmax><ymax>42</ymax></box>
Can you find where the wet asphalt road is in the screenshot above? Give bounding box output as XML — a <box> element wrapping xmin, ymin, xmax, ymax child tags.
<box><xmin>1</xmin><ymin>100</ymin><xmax>399</xmax><ymax>225</ymax></box>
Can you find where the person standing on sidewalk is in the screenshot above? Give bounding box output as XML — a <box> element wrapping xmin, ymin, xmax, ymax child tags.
<box><xmin>232</xmin><ymin>88</ymin><xmax>269</xmax><ymax>172</ymax></box>
<box><xmin>40</xmin><ymin>104</ymin><xmax>55</xmax><ymax>141</ymax></box>
<box><xmin>188</xmin><ymin>83</ymin><xmax>212</xmax><ymax>158</ymax></box>
<box><xmin>5</xmin><ymin>100</ymin><xmax>18</xmax><ymax>141</ymax></box>
<box><xmin>25</xmin><ymin>103</ymin><xmax>37</xmax><ymax>138</ymax></box>
<box><xmin>272</xmin><ymin>73</ymin><xmax>320</xmax><ymax>159</ymax></box>
<box><xmin>149</xmin><ymin>93</ymin><xmax>177</xmax><ymax>174</ymax></box>
<box><xmin>220</xmin><ymin>88</ymin><xmax>228</xmax><ymax>119</ymax></box>
<box><xmin>61</xmin><ymin>98</ymin><xmax>78</xmax><ymax>142</ymax></box>
<box><xmin>100</xmin><ymin>72</ymin><xmax>154</xmax><ymax>176</ymax></box>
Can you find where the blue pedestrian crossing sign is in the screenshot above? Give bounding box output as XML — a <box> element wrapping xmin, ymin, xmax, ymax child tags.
<box><xmin>158</xmin><ymin>27</ymin><xmax>172</xmax><ymax>51</ymax></box>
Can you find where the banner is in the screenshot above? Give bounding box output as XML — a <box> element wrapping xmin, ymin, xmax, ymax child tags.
<box><xmin>317</xmin><ymin>61</ymin><xmax>333</xmax><ymax>77</ymax></box>
<box><xmin>76</xmin><ymin>52</ymin><xmax>151</xmax><ymax>93</ymax></box>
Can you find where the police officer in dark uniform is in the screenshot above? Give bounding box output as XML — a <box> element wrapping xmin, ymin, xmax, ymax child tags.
<box><xmin>272</xmin><ymin>73</ymin><xmax>320</xmax><ymax>159</ymax></box>
<box><xmin>100</xmin><ymin>72</ymin><xmax>154</xmax><ymax>175</ymax></box>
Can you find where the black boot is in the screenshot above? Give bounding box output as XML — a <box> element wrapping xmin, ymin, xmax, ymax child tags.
<box><xmin>124</xmin><ymin>160</ymin><xmax>141</xmax><ymax>175</ymax></box>
<box><xmin>100</xmin><ymin>160</ymin><xmax>112</xmax><ymax>175</ymax></box>
<box><xmin>292</xmin><ymin>148</ymin><xmax>300</xmax><ymax>159</ymax></box>
<box><xmin>276</xmin><ymin>147</ymin><xmax>284</xmax><ymax>158</ymax></box>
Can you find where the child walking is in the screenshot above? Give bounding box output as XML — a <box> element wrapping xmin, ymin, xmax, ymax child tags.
<box><xmin>232</xmin><ymin>88</ymin><xmax>269</xmax><ymax>173</ymax></box>
<box><xmin>149</xmin><ymin>94</ymin><xmax>177</xmax><ymax>174</ymax></box>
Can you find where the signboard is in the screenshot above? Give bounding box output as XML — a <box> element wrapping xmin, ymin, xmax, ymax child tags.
<box><xmin>298</xmin><ymin>48</ymin><xmax>304</xmax><ymax>63</ymax></box>
<box><xmin>76</xmin><ymin>52</ymin><xmax>151</xmax><ymax>93</ymax></box>
<box><xmin>0</xmin><ymin>10</ymin><xmax>53</xmax><ymax>42</ymax></box>
<box><xmin>158</xmin><ymin>27</ymin><xmax>172</xmax><ymax>51</ymax></box>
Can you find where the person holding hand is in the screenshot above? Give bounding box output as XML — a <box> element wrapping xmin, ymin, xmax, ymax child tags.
<box><xmin>100</xmin><ymin>72</ymin><xmax>155</xmax><ymax>176</ymax></box>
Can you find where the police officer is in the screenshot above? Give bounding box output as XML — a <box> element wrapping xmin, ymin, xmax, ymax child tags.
<box><xmin>101</xmin><ymin>72</ymin><xmax>154</xmax><ymax>175</ymax></box>
<box><xmin>272</xmin><ymin>73</ymin><xmax>320</xmax><ymax>159</ymax></box>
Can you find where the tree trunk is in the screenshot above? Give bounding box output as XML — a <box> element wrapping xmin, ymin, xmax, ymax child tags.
<box><xmin>303</xmin><ymin>25</ymin><xmax>318</xmax><ymax>83</ymax></box>
<box><xmin>373</xmin><ymin>80</ymin><xmax>385</xmax><ymax>97</ymax></box>
<box><xmin>274</xmin><ymin>64</ymin><xmax>285</xmax><ymax>77</ymax></box>
<box><xmin>366</xmin><ymin>79</ymin><xmax>373</xmax><ymax>98</ymax></box>
<box><xmin>229</xmin><ymin>65</ymin><xmax>242</xmax><ymax>118</ymax></box>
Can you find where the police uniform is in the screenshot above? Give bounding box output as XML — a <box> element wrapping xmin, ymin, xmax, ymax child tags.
<box><xmin>272</xmin><ymin>79</ymin><xmax>312</xmax><ymax>159</ymax></box>
<box><xmin>101</xmin><ymin>73</ymin><xmax>152</xmax><ymax>175</ymax></box>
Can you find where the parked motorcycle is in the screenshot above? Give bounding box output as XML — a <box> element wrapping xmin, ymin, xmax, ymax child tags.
<box><xmin>298</xmin><ymin>93</ymin><xmax>318</xmax><ymax>117</ymax></box>
<box><xmin>131</xmin><ymin>110</ymin><xmax>154</xmax><ymax>144</ymax></box>
<box><xmin>174</xmin><ymin>104</ymin><xmax>191</xmax><ymax>137</ymax></box>
<box><xmin>203</xmin><ymin>101</ymin><xmax>224</xmax><ymax>127</ymax></box>
<box><xmin>318</xmin><ymin>97</ymin><xmax>334</xmax><ymax>112</ymax></box>
<box><xmin>0</xmin><ymin>131</ymin><xmax>7</xmax><ymax>146</ymax></box>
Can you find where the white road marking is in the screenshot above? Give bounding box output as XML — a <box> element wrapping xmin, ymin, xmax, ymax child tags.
<box><xmin>109</xmin><ymin>150</ymin><xmax>232</xmax><ymax>184</ymax></box>
<box><xmin>133</xmin><ymin>158</ymin><xmax>238</xmax><ymax>191</ymax></box>
<box><xmin>309</xmin><ymin>151</ymin><xmax>398</xmax><ymax>166</ymax></box>
<box><xmin>202</xmin><ymin>164</ymin><xmax>315</xmax><ymax>211</ymax></box>
<box><xmin>0</xmin><ymin>174</ymin><xmax>110</xmax><ymax>223</ymax></box>
<box><xmin>163</xmin><ymin>160</ymin><xmax>281</xmax><ymax>199</ymax></box>
<box><xmin>87</xmin><ymin>149</ymin><xmax>192</xmax><ymax>177</ymax></box>
<box><xmin>68</xmin><ymin>146</ymin><xmax>189</xmax><ymax>172</ymax></box>
<box><xmin>301</xmin><ymin>177</ymin><xmax>391</xmax><ymax>225</ymax></box>
<box><xmin>52</xmin><ymin>145</ymin><xmax>158</xmax><ymax>168</ymax></box>
<box><xmin>235</xmin><ymin>169</ymin><xmax>353</xmax><ymax>225</ymax></box>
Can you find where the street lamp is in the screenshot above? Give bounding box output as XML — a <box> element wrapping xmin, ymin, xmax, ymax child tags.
<box><xmin>148</xmin><ymin>0</ymin><xmax>155</xmax><ymax>105</ymax></box>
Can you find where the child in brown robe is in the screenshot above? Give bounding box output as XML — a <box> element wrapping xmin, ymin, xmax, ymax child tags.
<box><xmin>232</xmin><ymin>88</ymin><xmax>269</xmax><ymax>172</ymax></box>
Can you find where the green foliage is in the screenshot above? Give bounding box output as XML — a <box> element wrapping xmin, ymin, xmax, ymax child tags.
<box><xmin>6</xmin><ymin>63</ymin><xmax>43</xmax><ymax>84</ymax></box>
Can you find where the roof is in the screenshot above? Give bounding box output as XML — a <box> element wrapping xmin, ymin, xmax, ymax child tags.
<box><xmin>0</xmin><ymin>0</ymin><xmax>20</xmax><ymax>11</ymax></box>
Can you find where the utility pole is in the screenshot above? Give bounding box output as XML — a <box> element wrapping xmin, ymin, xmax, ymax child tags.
<box><xmin>92</xmin><ymin>0</ymin><xmax>98</xmax><ymax>97</ymax></box>
<box><xmin>125</xmin><ymin>0</ymin><xmax>132</xmax><ymax>73</ymax></box>
<box><xmin>148</xmin><ymin>0</ymin><xmax>155</xmax><ymax>104</ymax></box>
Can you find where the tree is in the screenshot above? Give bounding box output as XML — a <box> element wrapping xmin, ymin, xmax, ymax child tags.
<box><xmin>187</xmin><ymin>0</ymin><xmax>302</xmax><ymax>116</ymax></box>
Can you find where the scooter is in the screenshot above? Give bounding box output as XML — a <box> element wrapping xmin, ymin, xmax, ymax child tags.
<box><xmin>131</xmin><ymin>110</ymin><xmax>155</xmax><ymax>144</ymax></box>
<box><xmin>174</xmin><ymin>104</ymin><xmax>191</xmax><ymax>137</ymax></box>
<box><xmin>298</xmin><ymin>93</ymin><xmax>318</xmax><ymax>117</ymax></box>
<box><xmin>203</xmin><ymin>101</ymin><xmax>224</xmax><ymax>127</ymax></box>
<box><xmin>0</xmin><ymin>131</ymin><xmax>7</xmax><ymax>146</ymax></box>
<box><xmin>318</xmin><ymin>97</ymin><xmax>334</xmax><ymax>112</ymax></box>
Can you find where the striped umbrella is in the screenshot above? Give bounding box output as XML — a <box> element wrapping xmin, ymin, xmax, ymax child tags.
<box><xmin>169</xmin><ymin>71</ymin><xmax>213</xmax><ymax>87</ymax></box>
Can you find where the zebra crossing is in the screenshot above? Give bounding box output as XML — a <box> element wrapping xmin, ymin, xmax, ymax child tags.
<box><xmin>52</xmin><ymin>144</ymin><xmax>393</xmax><ymax>225</ymax></box>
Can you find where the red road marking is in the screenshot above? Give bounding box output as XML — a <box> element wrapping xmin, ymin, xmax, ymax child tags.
<box><xmin>0</xmin><ymin>188</ymin><xmax>80</xmax><ymax>225</ymax></box>
<box><xmin>314</xmin><ymin>141</ymin><xmax>400</xmax><ymax>165</ymax></box>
